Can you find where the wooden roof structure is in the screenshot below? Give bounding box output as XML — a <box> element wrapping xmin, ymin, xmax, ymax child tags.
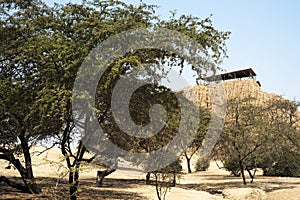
<box><xmin>201</xmin><ymin>68</ymin><xmax>256</xmax><ymax>82</ymax></box>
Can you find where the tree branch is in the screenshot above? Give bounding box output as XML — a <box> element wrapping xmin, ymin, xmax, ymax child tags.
<box><xmin>0</xmin><ymin>176</ymin><xmax>31</xmax><ymax>193</ymax></box>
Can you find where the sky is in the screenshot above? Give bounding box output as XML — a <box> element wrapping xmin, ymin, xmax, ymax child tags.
<box><xmin>45</xmin><ymin>0</ymin><xmax>300</xmax><ymax>100</ymax></box>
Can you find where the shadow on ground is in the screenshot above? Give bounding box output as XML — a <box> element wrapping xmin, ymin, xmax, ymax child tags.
<box><xmin>177</xmin><ymin>175</ymin><xmax>300</xmax><ymax>195</ymax></box>
<box><xmin>0</xmin><ymin>177</ymin><xmax>146</xmax><ymax>200</ymax></box>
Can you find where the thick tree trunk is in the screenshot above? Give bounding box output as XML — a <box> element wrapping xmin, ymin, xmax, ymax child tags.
<box><xmin>20</xmin><ymin>136</ymin><xmax>41</xmax><ymax>194</ymax></box>
<box><xmin>0</xmin><ymin>132</ymin><xmax>41</xmax><ymax>194</ymax></box>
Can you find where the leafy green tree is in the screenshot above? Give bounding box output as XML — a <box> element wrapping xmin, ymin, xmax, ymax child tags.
<box><xmin>261</xmin><ymin>98</ymin><xmax>300</xmax><ymax>177</ymax></box>
<box><xmin>217</xmin><ymin>96</ymin><xmax>268</xmax><ymax>184</ymax></box>
<box><xmin>182</xmin><ymin>106</ymin><xmax>210</xmax><ymax>173</ymax></box>
<box><xmin>0</xmin><ymin>0</ymin><xmax>56</xmax><ymax>193</ymax></box>
<box><xmin>1</xmin><ymin>0</ymin><xmax>230</xmax><ymax>199</ymax></box>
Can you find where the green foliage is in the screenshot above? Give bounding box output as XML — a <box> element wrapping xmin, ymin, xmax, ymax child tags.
<box><xmin>158</xmin><ymin>159</ymin><xmax>183</xmax><ymax>174</ymax></box>
<box><xmin>216</xmin><ymin>96</ymin><xmax>300</xmax><ymax>183</ymax></box>
<box><xmin>195</xmin><ymin>158</ymin><xmax>210</xmax><ymax>172</ymax></box>
<box><xmin>223</xmin><ymin>157</ymin><xmax>241</xmax><ymax>176</ymax></box>
<box><xmin>1</xmin><ymin>0</ymin><xmax>230</xmax><ymax>197</ymax></box>
<box><xmin>263</xmin><ymin>149</ymin><xmax>300</xmax><ymax>177</ymax></box>
<box><xmin>260</xmin><ymin>99</ymin><xmax>300</xmax><ymax>177</ymax></box>
<box><xmin>153</xmin><ymin>159</ymin><xmax>182</xmax><ymax>200</ymax></box>
<box><xmin>216</xmin><ymin>96</ymin><xmax>269</xmax><ymax>184</ymax></box>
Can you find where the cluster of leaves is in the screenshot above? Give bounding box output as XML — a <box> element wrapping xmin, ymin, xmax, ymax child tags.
<box><xmin>195</xmin><ymin>158</ymin><xmax>210</xmax><ymax>171</ymax></box>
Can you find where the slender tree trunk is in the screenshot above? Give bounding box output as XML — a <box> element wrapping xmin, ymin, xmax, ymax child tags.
<box><xmin>146</xmin><ymin>172</ymin><xmax>151</xmax><ymax>185</ymax></box>
<box><xmin>0</xmin><ymin>152</ymin><xmax>32</xmax><ymax>193</ymax></box>
<box><xmin>154</xmin><ymin>173</ymin><xmax>162</xmax><ymax>200</ymax></box>
<box><xmin>68</xmin><ymin>142</ymin><xmax>87</xmax><ymax>200</ymax></box>
<box><xmin>187</xmin><ymin>158</ymin><xmax>192</xmax><ymax>173</ymax></box>
<box><xmin>96</xmin><ymin>169</ymin><xmax>116</xmax><ymax>187</ymax></box>
<box><xmin>69</xmin><ymin>170</ymin><xmax>79</xmax><ymax>200</ymax></box>
<box><xmin>184</xmin><ymin>153</ymin><xmax>192</xmax><ymax>173</ymax></box>
<box><xmin>0</xmin><ymin>132</ymin><xmax>40</xmax><ymax>194</ymax></box>
<box><xmin>172</xmin><ymin>172</ymin><xmax>176</xmax><ymax>187</ymax></box>
<box><xmin>0</xmin><ymin>150</ymin><xmax>41</xmax><ymax>194</ymax></box>
<box><xmin>239</xmin><ymin>161</ymin><xmax>247</xmax><ymax>185</ymax></box>
<box><xmin>0</xmin><ymin>131</ymin><xmax>41</xmax><ymax>194</ymax></box>
<box><xmin>247</xmin><ymin>168</ymin><xmax>255</xmax><ymax>183</ymax></box>
<box><xmin>69</xmin><ymin>171</ymin><xmax>75</xmax><ymax>200</ymax></box>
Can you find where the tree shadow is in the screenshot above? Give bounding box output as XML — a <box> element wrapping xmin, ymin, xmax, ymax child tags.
<box><xmin>82</xmin><ymin>177</ymin><xmax>146</xmax><ymax>189</ymax></box>
<box><xmin>0</xmin><ymin>176</ymin><xmax>147</xmax><ymax>200</ymax></box>
<box><xmin>177</xmin><ymin>175</ymin><xmax>300</xmax><ymax>195</ymax></box>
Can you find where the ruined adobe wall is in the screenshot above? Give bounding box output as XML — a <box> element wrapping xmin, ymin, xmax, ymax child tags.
<box><xmin>183</xmin><ymin>79</ymin><xmax>282</xmax><ymax>108</ymax></box>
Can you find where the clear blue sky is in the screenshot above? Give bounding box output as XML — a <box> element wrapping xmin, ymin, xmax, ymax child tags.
<box><xmin>46</xmin><ymin>0</ymin><xmax>300</xmax><ymax>100</ymax></box>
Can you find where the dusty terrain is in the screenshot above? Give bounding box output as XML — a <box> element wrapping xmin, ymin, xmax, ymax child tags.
<box><xmin>0</xmin><ymin>146</ymin><xmax>300</xmax><ymax>200</ymax></box>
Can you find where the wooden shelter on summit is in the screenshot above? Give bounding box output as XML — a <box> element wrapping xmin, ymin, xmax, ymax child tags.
<box><xmin>201</xmin><ymin>68</ymin><xmax>259</xmax><ymax>84</ymax></box>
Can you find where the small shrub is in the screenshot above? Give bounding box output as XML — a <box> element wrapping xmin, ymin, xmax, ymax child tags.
<box><xmin>223</xmin><ymin>157</ymin><xmax>241</xmax><ymax>176</ymax></box>
<box><xmin>195</xmin><ymin>158</ymin><xmax>210</xmax><ymax>171</ymax></box>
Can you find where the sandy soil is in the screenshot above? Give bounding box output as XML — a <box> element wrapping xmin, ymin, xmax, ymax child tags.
<box><xmin>1</xmin><ymin>146</ymin><xmax>300</xmax><ymax>200</ymax></box>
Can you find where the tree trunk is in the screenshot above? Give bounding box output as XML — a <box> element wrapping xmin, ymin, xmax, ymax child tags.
<box><xmin>146</xmin><ymin>172</ymin><xmax>151</xmax><ymax>185</ymax></box>
<box><xmin>0</xmin><ymin>151</ymin><xmax>40</xmax><ymax>194</ymax></box>
<box><xmin>154</xmin><ymin>173</ymin><xmax>162</xmax><ymax>200</ymax></box>
<box><xmin>96</xmin><ymin>169</ymin><xmax>116</xmax><ymax>187</ymax></box>
<box><xmin>0</xmin><ymin>176</ymin><xmax>31</xmax><ymax>193</ymax></box>
<box><xmin>69</xmin><ymin>170</ymin><xmax>79</xmax><ymax>200</ymax></box>
<box><xmin>184</xmin><ymin>154</ymin><xmax>192</xmax><ymax>173</ymax></box>
<box><xmin>172</xmin><ymin>172</ymin><xmax>176</xmax><ymax>187</ymax></box>
<box><xmin>187</xmin><ymin>158</ymin><xmax>192</xmax><ymax>173</ymax></box>
<box><xmin>0</xmin><ymin>132</ymin><xmax>41</xmax><ymax>194</ymax></box>
<box><xmin>247</xmin><ymin>168</ymin><xmax>256</xmax><ymax>183</ymax></box>
<box><xmin>68</xmin><ymin>142</ymin><xmax>87</xmax><ymax>200</ymax></box>
<box><xmin>239</xmin><ymin>161</ymin><xmax>247</xmax><ymax>185</ymax></box>
<box><xmin>20</xmin><ymin>136</ymin><xmax>41</xmax><ymax>194</ymax></box>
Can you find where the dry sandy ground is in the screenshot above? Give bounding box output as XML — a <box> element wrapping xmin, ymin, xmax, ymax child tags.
<box><xmin>1</xmin><ymin>146</ymin><xmax>300</xmax><ymax>200</ymax></box>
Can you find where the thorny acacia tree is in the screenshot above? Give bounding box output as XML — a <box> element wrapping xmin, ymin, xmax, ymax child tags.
<box><xmin>0</xmin><ymin>0</ymin><xmax>57</xmax><ymax>193</ymax></box>
<box><xmin>217</xmin><ymin>96</ymin><xmax>268</xmax><ymax>185</ymax></box>
<box><xmin>261</xmin><ymin>98</ymin><xmax>300</xmax><ymax>177</ymax></box>
<box><xmin>181</xmin><ymin>106</ymin><xmax>210</xmax><ymax>173</ymax></box>
<box><xmin>0</xmin><ymin>0</ymin><xmax>230</xmax><ymax>199</ymax></box>
<box><xmin>216</xmin><ymin>95</ymin><xmax>300</xmax><ymax>184</ymax></box>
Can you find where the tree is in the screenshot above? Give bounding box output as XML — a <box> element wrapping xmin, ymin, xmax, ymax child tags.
<box><xmin>153</xmin><ymin>159</ymin><xmax>182</xmax><ymax>200</ymax></box>
<box><xmin>217</xmin><ymin>96</ymin><xmax>268</xmax><ymax>184</ymax></box>
<box><xmin>0</xmin><ymin>0</ymin><xmax>57</xmax><ymax>193</ymax></box>
<box><xmin>182</xmin><ymin>106</ymin><xmax>210</xmax><ymax>173</ymax></box>
<box><xmin>261</xmin><ymin>98</ymin><xmax>300</xmax><ymax>177</ymax></box>
<box><xmin>1</xmin><ymin>0</ymin><xmax>230</xmax><ymax>199</ymax></box>
<box><xmin>50</xmin><ymin>2</ymin><xmax>161</xmax><ymax>199</ymax></box>
<box><xmin>76</xmin><ymin>0</ymin><xmax>229</xmax><ymax>189</ymax></box>
<box><xmin>215</xmin><ymin>94</ymin><xmax>300</xmax><ymax>183</ymax></box>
